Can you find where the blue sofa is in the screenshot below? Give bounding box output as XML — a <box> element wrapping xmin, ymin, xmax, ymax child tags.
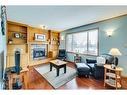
<box><xmin>75</xmin><ymin>54</ymin><xmax>116</xmax><ymax>79</ymax></box>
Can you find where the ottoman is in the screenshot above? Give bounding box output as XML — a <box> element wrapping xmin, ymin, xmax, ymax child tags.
<box><xmin>75</xmin><ymin>63</ymin><xmax>90</xmax><ymax>77</ymax></box>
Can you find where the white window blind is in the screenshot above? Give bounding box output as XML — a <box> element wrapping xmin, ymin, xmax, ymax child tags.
<box><xmin>66</xmin><ymin>28</ymin><xmax>98</xmax><ymax>56</ymax></box>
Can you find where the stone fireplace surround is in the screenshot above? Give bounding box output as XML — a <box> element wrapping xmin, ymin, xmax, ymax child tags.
<box><xmin>31</xmin><ymin>44</ymin><xmax>47</xmax><ymax>60</ymax></box>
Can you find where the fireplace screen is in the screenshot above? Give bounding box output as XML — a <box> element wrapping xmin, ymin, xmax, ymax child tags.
<box><xmin>33</xmin><ymin>48</ymin><xmax>45</xmax><ymax>59</ymax></box>
<box><xmin>31</xmin><ymin>44</ymin><xmax>47</xmax><ymax>60</ymax></box>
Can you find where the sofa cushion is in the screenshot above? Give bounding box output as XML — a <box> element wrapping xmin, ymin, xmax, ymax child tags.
<box><xmin>86</xmin><ymin>59</ymin><xmax>97</xmax><ymax>64</ymax></box>
<box><xmin>96</xmin><ymin>57</ymin><xmax>106</xmax><ymax>66</ymax></box>
<box><xmin>88</xmin><ymin>64</ymin><xmax>95</xmax><ymax>68</ymax></box>
<box><xmin>76</xmin><ymin>63</ymin><xmax>90</xmax><ymax>69</ymax></box>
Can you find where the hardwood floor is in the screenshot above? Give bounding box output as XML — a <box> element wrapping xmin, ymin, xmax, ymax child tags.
<box><xmin>27</xmin><ymin>62</ymin><xmax>126</xmax><ymax>90</ymax></box>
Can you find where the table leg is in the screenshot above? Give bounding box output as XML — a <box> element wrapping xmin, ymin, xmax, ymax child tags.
<box><xmin>23</xmin><ymin>71</ymin><xmax>29</xmax><ymax>89</ymax></box>
<box><xmin>119</xmin><ymin>71</ymin><xmax>122</xmax><ymax>88</ymax></box>
<box><xmin>64</xmin><ymin>65</ymin><xmax>66</xmax><ymax>73</ymax></box>
<box><xmin>57</xmin><ymin>68</ymin><xmax>59</xmax><ymax>76</ymax></box>
<box><xmin>115</xmin><ymin>71</ymin><xmax>118</xmax><ymax>89</ymax></box>
<box><xmin>50</xmin><ymin>63</ymin><xmax>52</xmax><ymax>71</ymax></box>
<box><xmin>8</xmin><ymin>75</ymin><xmax>13</xmax><ymax>89</ymax></box>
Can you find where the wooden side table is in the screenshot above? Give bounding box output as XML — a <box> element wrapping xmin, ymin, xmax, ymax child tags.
<box><xmin>104</xmin><ymin>64</ymin><xmax>123</xmax><ymax>89</ymax></box>
<box><xmin>8</xmin><ymin>68</ymin><xmax>29</xmax><ymax>89</ymax></box>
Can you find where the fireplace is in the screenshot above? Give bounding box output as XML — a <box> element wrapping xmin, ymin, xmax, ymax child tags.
<box><xmin>33</xmin><ymin>48</ymin><xmax>46</xmax><ymax>60</ymax></box>
<box><xmin>31</xmin><ymin>44</ymin><xmax>47</xmax><ymax>60</ymax></box>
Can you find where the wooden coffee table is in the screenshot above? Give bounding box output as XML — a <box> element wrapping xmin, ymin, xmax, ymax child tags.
<box><xmin>49</xmin><ymin>59</ymin><xmax>67</xmax><ymax>76</ymax></box>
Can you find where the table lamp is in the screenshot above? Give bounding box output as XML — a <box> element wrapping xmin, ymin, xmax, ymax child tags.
<box><xmin>109</xmin><ymin>48</ymin><xmax>122</xmax><ymax>68</ymax></box>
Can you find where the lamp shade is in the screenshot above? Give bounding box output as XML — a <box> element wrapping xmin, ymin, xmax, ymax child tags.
<box><xmin>109</xmin><ymin>48</ymin><xmax>122</xmax><ymax>56</ymax></box>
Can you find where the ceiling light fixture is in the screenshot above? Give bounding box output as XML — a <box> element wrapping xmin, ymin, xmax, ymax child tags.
<box><xmin>39</xmin><ymin>25</ymin><xmax>47</xmax><ymax>29</ymax></box>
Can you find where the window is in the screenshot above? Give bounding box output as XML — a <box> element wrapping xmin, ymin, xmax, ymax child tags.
<box><xmin>66</xmin><ymin>28</ymin><xmax>98</xmax><ymax>56</ymax></box>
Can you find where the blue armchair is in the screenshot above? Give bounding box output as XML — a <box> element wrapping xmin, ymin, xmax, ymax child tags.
<box><xmin>57</xmin><ymin>49</ymin><xmax>66</xmax><ymax>61</ymax></box>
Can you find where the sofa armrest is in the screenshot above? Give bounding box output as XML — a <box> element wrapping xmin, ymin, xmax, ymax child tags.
<box><xmin>93</xmin><ymin>64</ymin><xmax>104</xmax><ymax>79</ymax></box>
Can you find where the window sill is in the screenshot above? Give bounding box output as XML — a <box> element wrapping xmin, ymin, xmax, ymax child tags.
<box><xmin>66</xmin><ymin>51</ymin><xmax>98</xmax><ymax>57</ymax></box>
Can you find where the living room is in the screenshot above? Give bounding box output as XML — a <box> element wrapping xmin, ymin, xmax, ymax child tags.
<box><xmin>0</xmin><ymin>5</ymin><xmax>127</xmax><ymax>93</ymax></box>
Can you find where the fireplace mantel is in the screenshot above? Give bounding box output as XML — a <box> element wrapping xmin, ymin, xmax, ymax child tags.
<box><xmin>29</xmin><ymin>41</ymin><xmax>49</xmax><ymax>45</ymax></box>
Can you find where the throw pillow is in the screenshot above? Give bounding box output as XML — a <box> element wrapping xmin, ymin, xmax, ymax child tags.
<box><xmin>96</xmin><ymin>57</ymin><xmax>106</xmax><ymax>66</ymax></box>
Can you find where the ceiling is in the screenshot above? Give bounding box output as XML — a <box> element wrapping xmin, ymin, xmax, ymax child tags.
<box><xmin>6</xmin><ymin>6</ymin><xmax>127</xmax><ymax>31</ymax></box>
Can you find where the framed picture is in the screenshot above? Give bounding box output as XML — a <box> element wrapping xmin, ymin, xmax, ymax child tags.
<box><xmin>1</xmin><ymin>6</ymin><xmax>7</xmax><ymax>36</ymax></box>
<box><xmin>35</xmin><ymin>34</ymin><xmax>46</xmax><ymax>41</ymax></box>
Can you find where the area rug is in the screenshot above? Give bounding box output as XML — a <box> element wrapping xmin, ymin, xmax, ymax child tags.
<box><xmin>34</xmin><ymin>64</ymin><xmax>77</xmax><ymax>89</ymax></box>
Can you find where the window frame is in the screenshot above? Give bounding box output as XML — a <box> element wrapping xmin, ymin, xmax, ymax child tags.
<box><xmin>65</xmin><ymin>28</ymin><xmax>99</xmax><ymax>56</ymax></box>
